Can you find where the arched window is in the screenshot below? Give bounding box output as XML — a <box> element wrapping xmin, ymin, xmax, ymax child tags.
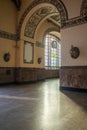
<box><xmin>44</xmin><ymin>34</ymin><xmax>61</xmax><ymax>69</ymax></box>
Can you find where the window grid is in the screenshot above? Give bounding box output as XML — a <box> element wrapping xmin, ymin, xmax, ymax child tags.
<box><xmin>44</xmin><ymin>34</ymin><xmax>61</xmax><ymax>69</ymax></box>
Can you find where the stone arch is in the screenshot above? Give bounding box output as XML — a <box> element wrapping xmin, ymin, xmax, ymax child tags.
<box><xmin>17</xmin><ymin>0</ymin><xmax>68</xmax><ymax>39</ymax></box>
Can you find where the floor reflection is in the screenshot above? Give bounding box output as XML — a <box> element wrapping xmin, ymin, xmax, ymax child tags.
<box><xmin>0</xmin><ymin>79</ymin><xmax>87</xmax><ymax>130</ymax></box>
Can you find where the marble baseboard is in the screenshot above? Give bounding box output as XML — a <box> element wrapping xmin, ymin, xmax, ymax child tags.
<box><xmin>0</xmin><ymin>67</ymin><xmax>15</xmax><ymax>84</ymax></box>
<box><xmin>60</xmin><ymin>66</ymin><xmax>87</xmax><ymax>90</ymax></box>
<box><xmin>0</xmin><ymin>67</ymin><xmax>59</xmax><ymax>84</ymax></box>
<box><xmin>15</xmin><ymin>68</ymin><xmax>59</xmax><ymax>83</ymax></box>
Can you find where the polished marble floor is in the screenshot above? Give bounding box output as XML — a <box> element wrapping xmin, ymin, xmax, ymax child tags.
<box><xmin>0</xmin><ymin>79</ymin><xmax>87</xmax><ymax>130</ymax></box>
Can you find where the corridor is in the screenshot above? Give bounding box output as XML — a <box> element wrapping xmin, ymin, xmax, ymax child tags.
<box><xmin>0</xmin><ymin>79</ymin><xmax>87</xmax><ymax>130</ymax></box>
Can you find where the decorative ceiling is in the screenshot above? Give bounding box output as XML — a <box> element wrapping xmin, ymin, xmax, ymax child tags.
<box><xmin>0</xmin><ymin>0</ymin><xmax>87</xmax><ymax>41</ymax></box>
<box><xmin>50</xmin><ymin>15</ymin><xmax>61</xmax><ymax>26</ymax></box>
<box><xmin>24</xmin><ymin>6</ymin><xmax>61</xmax><ymax>38</ymax></box>
<box><xmin>16</xmin><ymin>0</ymin><xmax>87</xmax><ymax>40</ymax></box>
<box><xmin>17</xmin><ymin>0</ymin><xmax>68</xmax><ymax>39</ymax></box>
<box><xmin>81</xmin><ymin>0</ymin><xmax>87</xmax><ymax>16</ymax></box>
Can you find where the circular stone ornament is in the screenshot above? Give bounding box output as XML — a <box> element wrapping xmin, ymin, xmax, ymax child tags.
<box><xmin>70</xmin><ymin>46</ymin><xmax>80</xmax><ymax>59</ymax></box>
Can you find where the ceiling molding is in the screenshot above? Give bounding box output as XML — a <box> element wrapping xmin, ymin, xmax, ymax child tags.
<box><xmin>80</xmin><ymin>0</ymin><xmax>87</xmax><ymax>16</ymax></box>
<box><xmin>62</xmin><ymin>0</ymin><xmax>87</xmax><ymax>29</ymax></box>
<box><xmin>62</xmin><ymin>16</ymin><xmax>87</xmax><ymax>29</ymax></box>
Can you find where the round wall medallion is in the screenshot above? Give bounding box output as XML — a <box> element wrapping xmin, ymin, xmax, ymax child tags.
<box><xmin>3</xmin><ymin>53</ymin><xmax>10</xmax><ymax>62</ymax></box>
<box><xmin>37</xmin><ymin>57</ymin><xmax>42</xmax><ymax>64</ymax></box>
<box><xmin>70</xmin><ymin>46</ymin><xmax>80</xmax><ymax>59</ymax></box>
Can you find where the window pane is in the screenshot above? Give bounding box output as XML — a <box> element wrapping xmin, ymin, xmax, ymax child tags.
<box><xmin>44</xmin><ymin>34</ymin><xmax>61</xmax><ymax>69</ymax></box>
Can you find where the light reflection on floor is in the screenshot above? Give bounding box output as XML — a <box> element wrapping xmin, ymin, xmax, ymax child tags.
<box><xmin>0</xmin><ymin>79</ymin><xmax>87</xmax><ymax>130</ymax></box>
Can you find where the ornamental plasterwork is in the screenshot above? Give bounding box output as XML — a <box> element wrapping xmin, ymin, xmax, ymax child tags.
<box><xmin>62</xmin><ymin>16</ymin><xmax>87</xmax><ymax>29</ymax></box>
<box><xmin>81</xmin><ymin>0</ymin><xmax>87</xmax><ymax>16</ymax></box>
<box><xmin>0</xmin><ymin>0</ymin><xmax>87</xmax><ymax>40</ymax></box>
<box><xmin>0</xmin><ymin>30</ymin><xmax>17</xmax><ymax>41</ymax></box>
<box><xmin>17</xmin><ymin>0</ymin><xmax>87</xmax><ymax>39</ymax></box>
<box><xmin>24</xmin><ymin>6</ymin><xmax>60</xmax><ymax>38</ymax></box>
<box><xmin>17</xmin><ymin>0</ymin><xmax>68</xmax><ymax>39</ymax></box>
<box><xmin>50</xmin><ymin>14</ymin><xmax>61</xmax><ymax>26</ymax></box>
<box><xmin>62</xmin><ymin>0</ymin><xmax>87</xmax><ymax>29</ymax></box>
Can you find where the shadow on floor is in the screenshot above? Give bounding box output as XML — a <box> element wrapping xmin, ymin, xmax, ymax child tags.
<box><xmin>61</xmin><ymin>89</ymin><xmax>87</xmax><ymax>112</ymax></box>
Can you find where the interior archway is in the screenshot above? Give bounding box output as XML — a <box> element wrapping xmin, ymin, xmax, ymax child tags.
<box><xmin>18</xmin><ymin>0</ymin><xmax>63</xmax><ymax>73</ymax></box>
<box><xmin>18</xmin><ymin>0</ymin><xmax>68</xmax><ymax>39</ymax></box>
